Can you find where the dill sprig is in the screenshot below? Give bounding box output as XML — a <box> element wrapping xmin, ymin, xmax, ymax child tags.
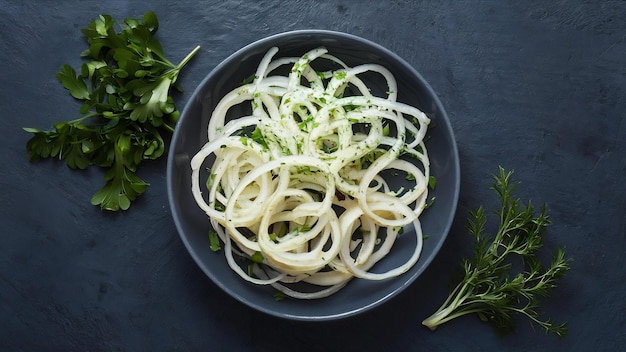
<box><xmin>422</xmin><ymin>167</ymin><xmax>571</xmax><ymax>339</ymax></box>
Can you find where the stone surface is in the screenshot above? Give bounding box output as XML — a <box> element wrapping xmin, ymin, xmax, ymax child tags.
<box><xmin>1</xmin><ymin>1</ymin><xmax>624</xmax><ymax>351</ymax></box>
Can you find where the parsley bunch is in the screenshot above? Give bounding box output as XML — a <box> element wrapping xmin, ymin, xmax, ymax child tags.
<box><xmin>24</xmin><ymin>11</ymin><xmax>200</xmax><ymax>211</ymax></box>
<box><xmin>422</xmin><ymin>167</ymin><xmax>571</xmax><ymax>338</ymax></box>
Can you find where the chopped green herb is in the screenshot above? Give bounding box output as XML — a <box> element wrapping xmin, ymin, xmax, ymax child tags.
<box><xmin>208</xmin><ymin>230</ymin><xmax>221</xmax><ymax>252</ymax></box>
<box><xmin>320</xmin><ymin>139</ymin><xmax>338</xmax><ymax>153</ymax></box>
<box><xmin>241</xmin><ymin>74</ymin><xmax>257</xmax><ymax>85</ymax></box>
<box><xmin>205</xmin><ymin>168</ymin><xmax>215</xmax><ymax>188</ymax></box>
<box><xmin>250</xmin><ymin>127</ymin><xmax>269</xmax><ymax>150</ymax></box>
<box><xmin>382</xmin><ymin>123</ymin><xmax>390</xmax><ymax>136</ymax></box>
<box><xmin>428</xmin><ymin>176</ymin><xmax>437</xmax><ymax>189</ymax></box>
<box><xmin>333</xmin><ymin>71</ymin><xmax>347</xmax><ymax>80</ymax></box>
<box><xmin>277</xmin><ymin>224</ymin><xmax>289</xmax><ymax>237</ymax></box>
<box><xmin>344</xmin><ymin>104</ymin><xmax>358</xmax><ymax>112</ymax></box>
<box><xmin>251</xmin><ymin>251</ymin><xmax>265</xmax><ymax>263</ymax></box>
<box><xmin>297</xmin><ymin>114</ymin><xmax>315</xmax><ymax>132</ymax></box>
<box><xmin>424</xmin><ymin>197</ymin><xmax>436</xmax><ymax>209</ymax></box>
<box><xmin>214</xmin><ymin>201</ymin><xmax>225</xmax><ymax>212</ymax></box>
<box><xmin>296</xmin><ymin>166</ymin><xmax>314</xmax><ymax>174</ymax></box>
<box><xmin>291</xmin><ymin>224</ymin><xmax>312</xmax><ymax>235</ymax></box>
<box><xmin>273</xmin><ymin>290</ymin><xmax>287</xmax><ymax>301</ymax></box>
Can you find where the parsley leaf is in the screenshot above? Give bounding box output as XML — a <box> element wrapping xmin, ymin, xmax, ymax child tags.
<box><xmin>56</xmin><ymin>65</ymin><xmax>91</xmax><ymax>100</ymax></box>
<box><xmin>23</xmin><ymin>11</ymin><xmax>200</xmax><ymax>211</ymax></box>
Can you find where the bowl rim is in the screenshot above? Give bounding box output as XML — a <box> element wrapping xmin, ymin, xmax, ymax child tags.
<box><xmin>167</xmin><ymin>29</ymin><xmax>460</xmax><ymax>320</ymax></box>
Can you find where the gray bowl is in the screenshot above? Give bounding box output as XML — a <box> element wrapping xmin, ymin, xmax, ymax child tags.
<box><xmin>167</xmin><ymin>29</ymin><xmax>460</xmax><ymax>320</ymax></box>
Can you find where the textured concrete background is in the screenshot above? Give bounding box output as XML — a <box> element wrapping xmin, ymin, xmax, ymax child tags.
<box><xmin>1</xmin><ymin>1</ymin><xmax>625</xmax><ymax>351</ymax></box>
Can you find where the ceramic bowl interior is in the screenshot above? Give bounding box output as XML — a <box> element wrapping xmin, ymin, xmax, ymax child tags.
<box><xmin>167</xmin><ymin>30</ymin><xmax>460</xmax><ymax>320</ymax></box>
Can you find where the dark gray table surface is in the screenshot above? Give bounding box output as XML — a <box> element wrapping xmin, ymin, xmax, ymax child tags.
<box><xmin>2</xmin><ymin>1</ymin><xmax>625</xmax><ymax>351</ymax></box>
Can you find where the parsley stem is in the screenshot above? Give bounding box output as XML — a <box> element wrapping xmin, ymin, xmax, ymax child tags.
<box><xmin>176</xmin><ymin>45</ymin><xmax>201</xmax><ymax>70</ymax></box>
<box><xmin>163</xmin><ymin>123</ymin><xmax>175</xmax><ymax>133</ymax></box>
<box><xmin>66</xmin><ymin>112</ymin><xmax>99</xmax><ymax>125</ymax></box>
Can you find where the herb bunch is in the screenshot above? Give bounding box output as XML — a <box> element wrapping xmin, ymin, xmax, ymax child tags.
<box><xmin>24</xmin><ymin>11</ymin><xmax>200</xmax><ymax>211</ymax></box>
<box><xmin>422</xmin><ymin>167</ymin><xmax>571</xmax><ymax>338</ymax></box>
